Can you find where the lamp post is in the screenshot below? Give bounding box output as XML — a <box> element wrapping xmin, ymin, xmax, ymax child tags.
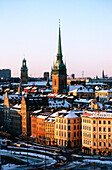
<box><xmin>26</xmin><ymin>131</ymin><xmax>29</xmax><ymax>166</ymax></box>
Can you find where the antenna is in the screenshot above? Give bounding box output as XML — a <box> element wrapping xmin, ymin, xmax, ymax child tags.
<box><xmin>82</xmin><ymin>71</ymin><xmax>84</xmax><ymax>78</ymax></box>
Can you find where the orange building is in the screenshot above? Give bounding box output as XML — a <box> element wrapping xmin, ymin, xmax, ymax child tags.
<box><xmin>31</xmin><ymin>115</ymin><xmax>48</xmax><ymax>144</ymax></box>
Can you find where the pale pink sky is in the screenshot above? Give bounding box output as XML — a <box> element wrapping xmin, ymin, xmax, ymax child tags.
<box><xmin>0</xmin><ymin>0</ymin><xmax>112</xmax><ymax>78</ymax></box>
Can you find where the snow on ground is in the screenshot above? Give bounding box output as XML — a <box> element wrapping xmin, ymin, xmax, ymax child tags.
<box><xmin>2</xmin><ymin>164</ymin><xmax>21</xmax><ymax>170</ymax></box>
<box><xmin>83</xmin><ymin>159</ymin><xmax>112</xmax><ymax>165</ymax></box>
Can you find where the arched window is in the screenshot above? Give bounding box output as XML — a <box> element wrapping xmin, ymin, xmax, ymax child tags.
<box><xmin>54</xmin><ymin>79</ymin><xmax>56</xmax><ymax>85</ymax></box>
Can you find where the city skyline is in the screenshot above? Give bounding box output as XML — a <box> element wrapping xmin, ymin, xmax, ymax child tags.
<box><xmin>0</xmin><ymin>0</ymin><xmax>112</xmax><ymax>78</ymax></box>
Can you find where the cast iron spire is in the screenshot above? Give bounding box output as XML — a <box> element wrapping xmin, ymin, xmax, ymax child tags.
<box><xmin>57</xmin><ymin>19</ymin><xmax>62</xmax><ymax>61</ymax></box>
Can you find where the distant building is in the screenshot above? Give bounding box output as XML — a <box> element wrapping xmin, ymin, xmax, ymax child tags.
<box><xmin>70</xmin><ymin>74</ymin><xmax>75</xmax><ymax>79</ymax></box>
<box><xmin>68</xmin><ymin>85</ymin><xmax>95</xmax><ymax>99</ymax></box>
<box><xmin>102</xmin><ymin>70</ymin><xmax>105</xmax><ymax>79</ymax></box>
<box><xmin>44</xmin><ymin>72</ymin><xmax>49</xmax><ymax>80</ymax></box>
<box><xmin>20</xmin><ymin>58</ymin><xmax>28</xmax><ymax>84</ymax></box>
<box><xmin>4</xmin><ymin>92</ymin><xmax>22</xmax><ymax>135</ymax></box>
<box><xmin>95</xmin><ymin>89</ymin><xmax>112</xmax><ymax>102</ymax></box>
<box><xmin>51</xmin><ymin>22</ymin><xmax>67</xmax><ymax>94</ymax></box>
<box><xmin>0</xmin><ymin>69</ymin><xmax>11</xmax><ymax>80</ymax></box>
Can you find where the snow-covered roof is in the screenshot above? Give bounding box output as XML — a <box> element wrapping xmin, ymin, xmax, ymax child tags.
<box><xmin>96</xmin><ymin>89</ymin><xmax>112</xmax><ymax>93</ymax></box>
<box><xmin>45</xmin><ymin>117</ymin><xmax>55</xmax><ymax>123</ymax></box>
<box><xmin>24</xmin><ymin>81</ymin><xmax>52</xmax><ymax>86</ymax></box>
<box><xmin>69</xmin><ymin>85</ymin><xmax>84</xmax><ymax>92</ymax></box>
<box><xmin>33</xmin><ymin>110</ymin><xmax>42</xmax><ymax>114</ymax></box>
<box><xmin>48</xmin><ymin>98</ymin><xmax>72</xmax><ymax>108</ymax></box>
<box><xmin>74</xmin><ymin>99</ymin><xmax>92</xmax><ymax>104</ymax></box>
<box><xmin>86</xmin><ymin>82</ymin><xmax>107</xmax><ymax>86</ymax></box>
<box><xmin>64</xmin><ymin>110</ymin><xmax>78</xmax><ymax>118</ymax></box>
<box><xmin>42</xmin><ymin>89</ymin><xmax>52</xmax><ymax>93</ymax></box>
<box><xmin>36</xmin><ymin>115</ymin><xmax>48</xmax><ymax>119</ymax></box>
<box><xmin>50</xmin><ymin>110</ymin><xmax>68</xmax><ymax>117</ymax></box>
<box><xmin>24</xmin><ymin>86</ymin><xmax>32</xmax><ymax>90</ymax></box>
<box><xmin>13</xmin><ymin>104</ymin><xmax>21</xmax><ymax>109</ymax></box>
<box><xmin>69</xmin><ymin>86</ymin><xmax>94</xmax><ymax>93</ymax></box>
<box><xmin>82</xmin><ymin>111</ymin><xmax>112</xmax><ymax>118</ymax></box>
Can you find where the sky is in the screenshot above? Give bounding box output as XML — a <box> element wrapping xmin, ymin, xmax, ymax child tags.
<box><xmin>0</xmin><ymin>0</ymin><xmax>112</xmax><ymax>78</ymax></box>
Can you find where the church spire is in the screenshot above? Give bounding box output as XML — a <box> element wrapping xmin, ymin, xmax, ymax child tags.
<box><xmin>57</xmin><ymin>19</ymin><xmax>62</xmax><ymax>61</ymax></box>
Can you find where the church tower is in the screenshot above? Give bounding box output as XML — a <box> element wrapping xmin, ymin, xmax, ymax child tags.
<box><xmin>52</xmin><ymin>21</ymin><xmax>67</xmax><ymax>94</ymax></box>
<box><xmin>21</xmin><ymin>58</ymin><xmax>28</xmax><ymax>84</ymax></box>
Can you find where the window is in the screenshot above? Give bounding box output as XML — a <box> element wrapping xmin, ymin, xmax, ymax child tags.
<box><xmin>54</xmin><ymin>79</ymin><xmax>56</xmax><ymax>85</ymax></box>
<box><xmin>104</xmin><ymin>142</ymin><xmax>106</xmax><ymax>146</ymax></box>
<box><xmin>109</xmin><ymin>143</ymin><xmax>111</xmax><ymax>147</ymax></box>
<box><xmin>64</xmin><ymin>125</ymin><xmax>66</xmax><ymax>130</ymax></box>
<box><xmin>108</xmin><ymin>135</ymin><xmax>111</xmax><ymax>139</ymax></box>
<box><xmin>77</xmin><ymin>132</ymin><xmax>79</xmax><ymax>136</ymax></box>
<box><xmin>93</xmin><ymin>120</ymin><xmax>95</xmax><ymax>124</ymax></box>
<box><xmin>74</xmin><ymin>140</ymin><xmax>76</xmax><ymax>145</ymax></box>
<box><xmin>108</xmin><ymin>121</ymin><xmax>111</xmax><ymax>124</ymax></box>
<box><xmin>74</xmin><ymin>132</ymin><xmax>76</xmax><ymax>137</ymax></box>
<box><xmin>74</xmin><ymin>119</ymin><xmax>76</xmax><ymax>123</ymax></box>
<box><xmin>68</xmin><ymin>126</ymin><xmax>71</xmax><ymax>130</ymax></box>
<box><xmin>68</xmin><ymin>132</ymin><xmax>71</xmax><ymax>138</ymax></box>
<box><xmin>103</xmin><ymin>121</ymin><xmax>106</xmax><ymax>124</ymax></box>
<box><xmin>108</xmin><ymin>128</ymin><xmax>111</xmax><ymax>132</ymax></box>
<box><xmin>99</xmin><ymin>120</ymin><xmax>101</xmax><ymax>124</ymax></box>
<box><xmin>103</xmin><ymin>127</ymin><xmax>106</xmax><ymax>132</ymax></box>
<box><xmin>104</xmin><ymin>135</ymin><xmax>106</xmax><ymax>139</ymax></box>
<box><xmin>94</xmin><ymin>142</ymin><xmax>96</xmax><ymax>146</ymax></box>
<box><xmin>99</xmin><ymin>127</ymin><xmax>101</xmax><ymax>131</ymax></box>
<box><xmin>77</xmin><ymin>139</ymin><xmax>79</xmax><ymax>144</ymax></box>
<box><xmin>74</xmin><ymin>125</ymin><xmax>76</xmax><ymax>130</ymax></box>
<box><xmin>77</xmin><ymin>119</ymin><xmax>79</xmax><ymax>123</ymax></box>
<box><xmin>68</xmin><ymin>120</ymin><xmax>70</xmax><ymax>124</ymax></box>
<box><xmin>99</xmin><ymin>135</ymin><xmax>101</xmax><ymax>139</ymax></box>
<box><xmin>93</xmin><ymin>134</ymin><xmax>96</xmax><ymax>138</ymax></box>
<box><xmin>93</xmin><ymin>127</ymin><xmax>96</xmax><ymax>131</ymax></box>
<box><xmin>77</xmin><ymin>125</ymin><xmax>79</xmax><ymax>130</ymax></box>
<box><xmin>99</xmin><ymin>142</ymin><xmax>101</xmax><ymax>146</ymax></box>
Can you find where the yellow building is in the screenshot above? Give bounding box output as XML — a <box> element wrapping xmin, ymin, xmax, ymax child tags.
<box><xmin>45</xmin><ymin>118</ymin><xmax>55</xmax><ymax>145</ymax></box>
<box><xmin>95</xmin><ymin>89</ymin><xmax>112</xmax><ymax>102</ymax></box>
<box><xmin>82</xmin><ymin>111</ymin><xmax>112</xmax><ymax>156</ymax></box>
<box><xmin>55</xmin><ymin>110</ymin><xmax>81</xmax><ymax>148</ymax></box>
<box><xmin>69</xmin><ymin>86</ymin><xmax>95</xmax><ymax>99</ymax></box>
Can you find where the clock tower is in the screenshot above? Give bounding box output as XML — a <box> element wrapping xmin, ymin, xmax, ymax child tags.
<box><xmin>21</xmin><ymin>58</ymin><xmax>28</xmax><ymax>84</ymax></box>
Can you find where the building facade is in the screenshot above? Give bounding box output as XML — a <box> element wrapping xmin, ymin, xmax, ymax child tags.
<box><xmin>95</xmin><ymin>89</ymin><xmax>112</xmax><ymax>102</ymax></box>
<box><xmin>0</xmin><ymin>69</ymin><xmax>11</xmax><ymax>80</ymax></box>
<box><xmin>55</xmin><ymin>110</ymin><xmax>82</xmax><ymax>148</ymax></box>
<box><xmin>82</xmin><ymin>111</ymin><xmax>112</xmax><ymax>156</ymax></box>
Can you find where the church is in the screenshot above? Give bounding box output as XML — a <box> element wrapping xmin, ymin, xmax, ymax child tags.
<box><xmin>51</xmin><ymin>22</ymin><xmax>67</xmax><ymax>94</ymax></box>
